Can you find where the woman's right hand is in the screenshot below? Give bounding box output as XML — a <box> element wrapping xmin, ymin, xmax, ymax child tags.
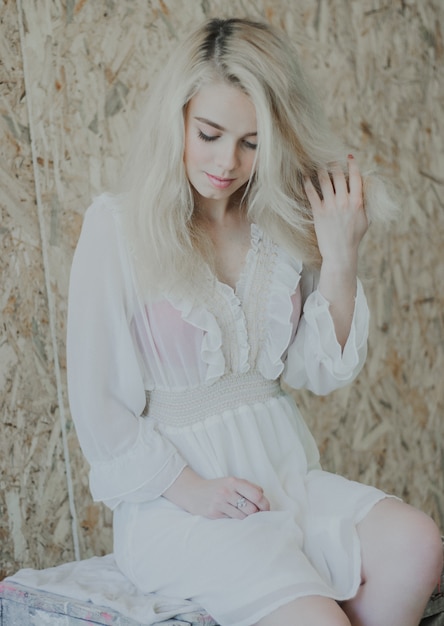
<box><xmin>163</xmin><ymin>466</ymin><xmax>270</xmax><ymax>519</ymax></box>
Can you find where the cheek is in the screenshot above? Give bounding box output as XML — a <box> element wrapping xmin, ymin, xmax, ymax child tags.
<box><xmin>184</xmin><ymin>135</ymin><xmax>206</xmax><ymax>169</ymax></box>
<box><xmin>183</xmin><ymin>135</ymin><xmax>192</xmax><ymax>168</ymax></box>
<box><xmin>245</xmin><ymin>152</ymin><xmax>257</xmax><ymax>175</ymax></box>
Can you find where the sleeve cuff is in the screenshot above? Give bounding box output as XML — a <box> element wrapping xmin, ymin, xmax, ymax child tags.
<box><xmin>303</xmin><ymin>280</ymin><xmax>369</xmax><ymax>380</ymax></box>
<box><xmin>283</xmin><ymin>279</ymin><xmax>369</xmax><ymax>394</ymax></box>
<box><xmin>89</xmin><ymin>418</ymin><xmax>187</xmax><ymax>510</ymax></box>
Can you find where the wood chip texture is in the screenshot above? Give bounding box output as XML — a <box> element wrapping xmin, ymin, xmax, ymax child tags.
<box><xmin>0</xmin><ymin>0</ymin><xmax>443</xmax><ymax>576</ymax></box>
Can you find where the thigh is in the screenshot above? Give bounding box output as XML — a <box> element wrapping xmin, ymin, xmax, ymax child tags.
<box><xmin>256</xmin><ymin>595</ymin><xmax>351</xmax><ymax>626</ymax></box>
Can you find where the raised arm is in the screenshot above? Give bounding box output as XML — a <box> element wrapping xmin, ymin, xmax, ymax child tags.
<box><xmin>304</xmin><ymin>154</ymin><xmax>369</xmax><ymax>348</ymax></box>
<box><xmin>282</xmin><ymin>156</ymin><xmax>370</xmax><ymax>395</ymax></box>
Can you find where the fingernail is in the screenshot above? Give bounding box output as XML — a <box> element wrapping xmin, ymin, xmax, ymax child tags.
<box><xmin>348</xmin><ymin>153</ymin><xmax>354</xmax><ymax>159</ymax></box>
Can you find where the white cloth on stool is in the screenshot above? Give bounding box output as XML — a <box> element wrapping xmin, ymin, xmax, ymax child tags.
<box><xmin>7</xmin><ymin>554</ymin><xmax>208</xmax><ymax>624</ymax></box>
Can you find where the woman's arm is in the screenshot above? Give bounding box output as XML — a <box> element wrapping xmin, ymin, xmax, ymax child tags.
<box><xmin>67</xmin><ymin>196</ymin><xmax>186</xmax><ymax>509</ymax></box>
<box><xmin>282</xmin><ymin>157</ymin><xmax>370</xmax><ymax>395</ymax></box>
<box><xmin>304</xmin><ymin>155</ymin><xmax>369</xmax><ymax>348</ymax></box>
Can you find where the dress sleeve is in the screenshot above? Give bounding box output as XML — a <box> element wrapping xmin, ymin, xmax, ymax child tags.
<box><xmin>66</xmin><ymin>196</ymin><xmax>186</xmax><ymax>510</ymax></box>
<box><xmin>281</xmin><ymin>277</ymin><xmax>369</xmax><ymax>395</ymax></box>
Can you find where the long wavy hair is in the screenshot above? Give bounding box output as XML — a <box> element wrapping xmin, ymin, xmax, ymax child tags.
<box><xmin>120</xmin><ymin>17</ymin><xmax>396</xmax><ymax>297</ymax></box>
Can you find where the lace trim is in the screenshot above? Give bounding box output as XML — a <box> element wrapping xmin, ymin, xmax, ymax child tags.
<box><xmin>258</xmin><ymin>242</ymin><xmax>303</xmax><ymax>379</ymax></box>
<box><xmin>239</xmin><ymin>226</ymin><xmax>271</xmax><ymax>368</ymax></box>
<box><xmin>215</xmin><ymin>282</ymin><xmax>250</xmax><ymax>374</ymax></box>
<box><xmin>200</xmin><ymin>223</ymin><xmax>261</xmax><ymax>377</ymax></box>
<box><xmin>240</xmin><ymin>227</ymin><xmax>303</xmax><ymax>379</ymax></box>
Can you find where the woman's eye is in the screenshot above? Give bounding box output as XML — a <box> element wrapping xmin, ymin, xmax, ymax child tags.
<box><xmin>243</xmin><ymin>140</ymin><xmax>257</xmax><ymax>150</ymax></box>
<box><xmin>198</xmin><ymin>130</ymin><xmax>218</xmax><ymax>142</ymax></box>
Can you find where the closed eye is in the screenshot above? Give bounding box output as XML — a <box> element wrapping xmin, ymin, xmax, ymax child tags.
<box><xmin>198</xmin><ymin>130</ymin><xmax>219</xmax><ymax>142</ymax></box>
<box><xmin>243</xmin><ymin>139</ymin><xmax>257</xmax><ymax>150</ymax></box>
<box><xmin>198</xmin><ymin>130</ymin><xmax>257</xmax><ymax>151</ymax></box>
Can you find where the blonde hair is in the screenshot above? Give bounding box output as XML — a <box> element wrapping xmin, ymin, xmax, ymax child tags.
<box><xmin>120</xmin><ymin>17</ymin><xmax>396</xmax><ymax>297</ymax></box>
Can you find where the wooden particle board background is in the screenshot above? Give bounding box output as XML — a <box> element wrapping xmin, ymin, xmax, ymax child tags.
<box><xmin>0</xmin><ymin>0</ymin><xmax>443</xmax><ymax>577</ymax></box>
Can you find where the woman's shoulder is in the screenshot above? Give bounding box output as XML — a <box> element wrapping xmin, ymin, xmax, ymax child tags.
<box><xmin>74</xmin><ymin>193</ymin><xmax>132</xmax><ymax>264</ymax></box>
<box><xmin>78</xmin><ymin>192</ymin><xmax>132</xmax><ymax>251</ymax></box>
<box><xmin>82</xmin><ymin>192</ymin><xmax>124</xmax><ymax>227</ymax></box>
<box><xmin>73</xmin><ymin>193</ymin><xmax>137</xmax><ymax>299</ymax></box>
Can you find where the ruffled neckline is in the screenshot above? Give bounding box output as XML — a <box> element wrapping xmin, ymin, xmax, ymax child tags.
<box><xmin>211</xmin><ymin>223</ymin><xmax>263</xmax><ymax>375</ymax></box>
<box><xmin>233</xmin><ymin>223</ymin><xmax>262</xmax><ymax>299</ymax></box>
<box><xmin>166</xmin><ymin>224</ymin><xmax>303</xmax><ymax>384</ymax></box>
<box><xmin>257</xmin><ymin>239</ymin><xmax>303</xmax><ymax>379</ymax></box>
<box><xmin>209</xmin><ymin>222</ymin><xmax>262</xmax><ymax>298</ymax></box>
<box><xmin>165</xmin><ymin>292</ymin><xmax>226</xmax><ymax>385</ymax></box>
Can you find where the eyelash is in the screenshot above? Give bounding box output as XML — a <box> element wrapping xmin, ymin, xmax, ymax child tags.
<box><xmin>198</xmin><ymin>130</ymin><xmax>218</xmax><ymax>142</ymax></box>
<box><xmin>197</xmin><ymin>130</ymin><xmax>257</xmax><ymax>150</ymax></box>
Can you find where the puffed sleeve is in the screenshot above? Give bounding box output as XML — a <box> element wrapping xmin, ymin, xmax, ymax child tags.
<box><xmin>67</xmin><ymin>195</ymin><xmax>187</xmax><ymax>510</ymax></box>
<box><xmin>282</xmin><ymin>271</ymin><xmax>369</xmax><ymax>396</ymax></box>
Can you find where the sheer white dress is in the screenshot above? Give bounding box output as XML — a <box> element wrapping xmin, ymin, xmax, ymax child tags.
<box><xmin>67</xmin><ymin>194</ymin><xmax>388</xmax><ymax>626</ymax></box>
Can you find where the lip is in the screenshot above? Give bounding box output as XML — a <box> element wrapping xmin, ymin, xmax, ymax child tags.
<box><xmin>205</xmin><ymin>173</ymin><xmax>236</xmax><ymax>189</ymax></box>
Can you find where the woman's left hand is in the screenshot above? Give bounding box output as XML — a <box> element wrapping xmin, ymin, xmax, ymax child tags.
<box><xmin>304</xmin><ymin>155</ymin><xmax>369</xmax><ymax>348</ymax></box>
<box><xmin>304</xmin><ymin>155</ymin><xmax>368</xmax><ymax>269</ymax></box>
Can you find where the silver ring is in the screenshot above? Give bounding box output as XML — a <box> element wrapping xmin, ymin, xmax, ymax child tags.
<box><xmin>236</xmin><ymin>497</ymin><xmax>247</xmax><ymax>509</ymax></box>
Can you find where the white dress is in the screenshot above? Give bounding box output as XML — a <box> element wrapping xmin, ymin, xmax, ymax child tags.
<box><xmin>67</xmin><ymin>194</ymin><xmax>388</xmax><ymax>626</ymax></box>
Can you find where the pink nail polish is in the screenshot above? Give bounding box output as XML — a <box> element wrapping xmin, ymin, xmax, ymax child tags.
<box><xmin>348</xmin><ymin>154</ymin><xmax>354</xmax><ymax>159</ymax></box>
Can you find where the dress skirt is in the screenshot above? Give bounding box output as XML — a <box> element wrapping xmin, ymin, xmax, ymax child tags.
<box><xmin>113</xmin><ymin>375</ymin><xmax>388</xmax><ymax>626</ymax></box>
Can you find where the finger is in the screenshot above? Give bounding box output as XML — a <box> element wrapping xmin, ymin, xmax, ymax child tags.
<box><xmin>215</xmin><ymin>494</ymin><xmax>247</xmax><ymax>520</ymax></box>
<box><xmin>257</xmin><ymin>494</ymin><xmax>271</xmax><ymax>511</ymax></box>
<box><xmin>226</xmin><ymin>503</ymin><xmax>248</xmax><ymax>520</ymax></box>
<box><xmin>317</xmin><ymin>168</ymin><xmax>335</xmax><ymax>205</ymax></box>
<box><xmin>230</xmin><ymin>495</ymin><xmax>258</xmax><ymax>518</ymax></box>
<box><xmin>236</xmin><ymin>481</ymin><xmax>270</xmax><ymax>512</ymax></box>
<box><xmin>331</xmin><ymin>164</ymin><xmax>348</xmax><ymax>205</ymax></box>
<box><xmin>303</xmin><ymin>176</ymin><xmax>322</xmax><ymax>210</ymax></box>
<box><xmin>347</xmin><ymin>154</ymin><xmax>363</xmax><ymax>209</ymax></box>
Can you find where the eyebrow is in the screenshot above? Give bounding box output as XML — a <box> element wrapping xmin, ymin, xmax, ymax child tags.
<box><xmin>194</xmin><ymin>116</ymin><xmax>257</xmax><ymax>137</ymax></box>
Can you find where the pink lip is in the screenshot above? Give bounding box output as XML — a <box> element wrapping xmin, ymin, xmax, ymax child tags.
<box><xmin>205</xmin><ymin>173</ymin><xmax>235</xmax><ymax>189</ymax></box>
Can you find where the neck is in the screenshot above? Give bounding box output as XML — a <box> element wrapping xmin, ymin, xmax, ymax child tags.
<box><xmin>193</xmin><ymin>189</ymin><xmax>246</xmax><ymax>226</ymax></box>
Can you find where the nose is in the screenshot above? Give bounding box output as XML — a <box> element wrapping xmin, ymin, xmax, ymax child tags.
<box><xmin>215</xmin><ymin>139</ymin><xmax>239</xmax><ymax>172</ymax></box>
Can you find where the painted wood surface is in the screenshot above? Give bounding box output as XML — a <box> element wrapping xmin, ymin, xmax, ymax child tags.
<box><xmin>0</xmin><ymin>581</ymin><xmax>215</xmax><ymax>625</ymax></box>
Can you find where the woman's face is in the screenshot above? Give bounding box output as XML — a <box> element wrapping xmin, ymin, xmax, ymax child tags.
<box><xmin>184</xmin><ymin>81</ymin><xmax>257</xmax><ymax>211</ymax></box>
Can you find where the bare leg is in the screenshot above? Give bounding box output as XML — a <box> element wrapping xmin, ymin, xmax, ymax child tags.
<box><xmin>343</xmin><ymin>498</ymin><xmax>442</xmax><ymax>626</ymax></box>
<box><xmin>255</xmin><ymin>595</ymin><xmax>351</xmax><ymax>626</ymax></box>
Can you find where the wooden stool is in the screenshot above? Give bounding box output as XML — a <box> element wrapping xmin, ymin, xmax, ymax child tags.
<box><xmin>0</xmin><ymin>579</ymin><xmax>217</xmax><ymax>625</ymax></box>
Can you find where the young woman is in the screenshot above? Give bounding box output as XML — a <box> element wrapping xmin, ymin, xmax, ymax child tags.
<box><xmin>67</xmin><ymin>17</ymin><xmax>442</xmax><ymax>626</ymax></box>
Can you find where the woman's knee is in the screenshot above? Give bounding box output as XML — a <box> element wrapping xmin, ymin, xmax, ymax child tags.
<box><xmin>393</xmin><ymin>502</ymin><xmax>442</xmax><ymax>581</ymax></box>
<box><xmin>359</xmin><ymin>498</ymin><xmax>443</xmax><ymax>588</ymax></box>
<box><xmin>410</xmin><ymin>509</ymin><xmax>443</xmax><ymax>586</ymax></box>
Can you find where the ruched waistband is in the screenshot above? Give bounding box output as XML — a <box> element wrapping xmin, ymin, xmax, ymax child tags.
<box><xmin>146</xmin><ymin>372</ymin><xmax>282</xmax><ymax>427</ymax></box>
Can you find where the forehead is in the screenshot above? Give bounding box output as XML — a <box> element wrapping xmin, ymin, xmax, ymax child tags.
<box><xmin>187</xmin><ymin>81</ymin><xmax>257</xmax><ymax>132</ymax></box>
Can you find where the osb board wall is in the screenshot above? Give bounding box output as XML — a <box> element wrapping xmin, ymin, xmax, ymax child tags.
<box><xmin>0</xmin><ymin>0</ymin><xmax>442</xmax><ymax>577</ymax></box>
